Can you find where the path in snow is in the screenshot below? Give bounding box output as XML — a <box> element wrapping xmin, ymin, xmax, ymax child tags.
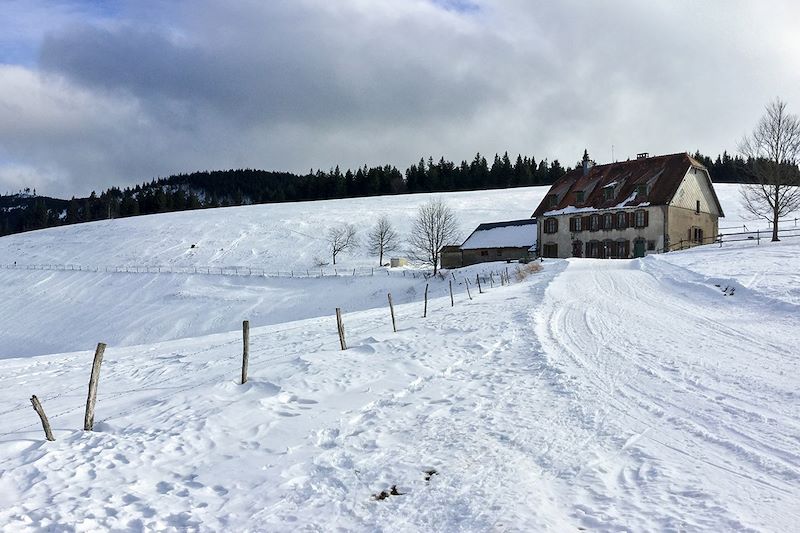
<box><xmin>535</xmin><ymin>258</ymin><xmax>800</xmax><ymax>531</ymax></box>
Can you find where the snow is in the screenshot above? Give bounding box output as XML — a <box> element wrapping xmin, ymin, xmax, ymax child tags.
<box><xmin>543</xmin><ymin>191</ymin><xmax>649</xmax><ymax>216</ymax></box>
<box><xmin>0</xmin><ymin>187</ymin><xmax>547</xmax><ymax>359</ymax></box>
<box><xmin>1</xmin><ymin>183</ymin><xmax>799</xmax><ymax>531</ymax></box>
<box><xmin>460</xmin><ymin>223</ymin><xmax>536</xmax><ymax>250</ymax></box>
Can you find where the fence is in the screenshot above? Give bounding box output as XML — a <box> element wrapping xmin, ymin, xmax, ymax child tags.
<box><xmin>12</xmin><ymin>261</ymin><xmax>524</xmax><ymax>444</ymax></box>
<box><xmin>719</xmin><ymin>215</ymin><xmax>800</xmax><ymax>232</ymax></box>
<box><xmin>666</xmin><ymin>226</ymin><xmax>800</xmax><ymax>253</ymax></box>
<box><xmin>0</xmin><ymin>262</ymin><xmax>422</xmax><ymax>279</ymax></box>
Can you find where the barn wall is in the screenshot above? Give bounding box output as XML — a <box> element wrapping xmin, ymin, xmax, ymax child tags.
<box><xmin>462</xmin><ymin>247</ymin><xmax>530</xmax><ymax>266</ymax></box>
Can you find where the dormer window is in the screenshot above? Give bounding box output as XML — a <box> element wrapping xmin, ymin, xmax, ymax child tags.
<box><xmin>575</xmin><ymin>191</ymin><xmax>585</xmax><ymax>203</ymax></box>
<box><xmin>603</xmin><ymin>188</ymin><xmax>614</xmax><ymax>201</ymax></box>
<box><xmin>637</xmin><ymin>184</ymin><xmax>648</xmax><ymax>196</ymax></box>
<box><xmin>547</xmin><ymin>194</ymin><xmax>558</xmax><ymax>208</ymax></box>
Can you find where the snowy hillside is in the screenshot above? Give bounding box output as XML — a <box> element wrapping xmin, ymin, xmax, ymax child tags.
<box><xmin>1</xmin><ymin>183</ymin><xmax>799</xmax><ymax>531</ymax></box>
<box><xmin>0</xmin><ymin>187</ymin><xmax>546</xmax><ymax>358</ymax></box>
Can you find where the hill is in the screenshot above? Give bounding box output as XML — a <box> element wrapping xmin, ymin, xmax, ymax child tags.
<box><xmin>0</xmin><ymin>183</ymin><xmax>798</xmax><ymax>530</ymax></box>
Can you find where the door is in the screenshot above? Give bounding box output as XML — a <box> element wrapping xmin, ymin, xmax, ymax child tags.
<box><xmin>633</xmin><ymin>239</ymin><xmax>646</xmax><ymax>258</ymax></box>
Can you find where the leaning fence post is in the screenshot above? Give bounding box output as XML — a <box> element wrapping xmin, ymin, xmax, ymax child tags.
<box><xmin>336</xmin><ymin>308</ymin><xmax>347</xmax><ymax>350</ymax></box>
<box><xmin>83</xmin><ymin>342</ymin><xmax>107</xmax><ymax>431</ymax></box>
<box><xmin>388</xmin><ymin>293</ymin><xmax>397</xmax><ymax>332</ymax></box>
<box><xmin>449</xmin><ymin>280</ymin><xmax>454</xmax><ymax>307</ymax></box>
<box><xmin>465</xmin><ymin>278</ymin><xmax>473</xmax><ymax>300</ymax></box>
<box><xmin>241</xmin><ymin>320</ymin><xmax>250</xmax><ymax>384</ymax></box>
<box><xmin>423</xmin><ymin>283</ymin><xmax>429</xmax><ymax>318</ymax></box>
<box><xmin>31</xmin><ymin>395</ymin><xmax>55</xmax><ymax>441</ymax></box>
<box><xmin>476</xmin><ymin>273</ymin><xmax>483</xmax><ymax>294</ymax></box>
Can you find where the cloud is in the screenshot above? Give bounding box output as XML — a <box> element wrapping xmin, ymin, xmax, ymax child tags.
<box><xmin>1</xmin><ymin>0</ymin><xmax>799</xmax><ymax>196</ymax></box>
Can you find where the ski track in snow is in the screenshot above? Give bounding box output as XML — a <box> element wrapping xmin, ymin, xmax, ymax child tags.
<box><xmin>535</xmin><ymin>258</ymin><xmax>800</xmax><ymax>532</ymax></box>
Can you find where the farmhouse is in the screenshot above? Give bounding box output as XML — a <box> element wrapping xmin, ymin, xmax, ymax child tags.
<box><xmin>532</xmin><ymin>151</ymin><xmax>724</xmax><ymax>258</ymax></box>
<box><xmin>440</xmin><ymin>218</ymin><xmax>537</xmax><ymax>268</ymax></box>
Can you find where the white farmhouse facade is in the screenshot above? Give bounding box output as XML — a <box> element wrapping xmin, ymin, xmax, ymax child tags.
<box><xmin>532</xmin><ymin>152</ymin><xmax>724</xmax><ymax>258</ymax></box>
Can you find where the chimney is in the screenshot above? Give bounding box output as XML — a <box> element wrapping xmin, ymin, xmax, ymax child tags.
<box><xmin>582</xmin><ymin>149</ymin><xmax>594</xmax><ymax>176</ymax></box>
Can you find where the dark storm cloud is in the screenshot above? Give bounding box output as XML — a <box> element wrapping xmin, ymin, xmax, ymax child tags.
<box><xmin>1</xmin><ymin>0</ymin><xmax>799</xmax><ymax>196</ymax></box>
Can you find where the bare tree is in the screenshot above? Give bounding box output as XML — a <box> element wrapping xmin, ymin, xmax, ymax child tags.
<box><xmin>739</xmin><ymin>98</ymin><xmax>800</xmax><ymax>241</ymax></box>
<box><xmin>408</xmin><ymin>198</ymin><xmax>460</xmax><ymax>275</ymax></box>
<box><xmin>367</xmin><ymin>215</ymin><xmax>401</xmax><ymax>266</ymax></box>
<box><xmin>327</xmin><ymin>223</ymin><xmax>358</xmax><ymax>265</ymax></box>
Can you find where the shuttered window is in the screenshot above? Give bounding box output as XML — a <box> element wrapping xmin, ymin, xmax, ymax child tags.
<box><xmin>570</xmin><ymin>217</ymin><xmax>583</xmax><ymax>232</ymax></box>
<box><xmin>544</xmin><ymin>218</ymin><xmax>559</xmax><ymax>234</ymax></box>
<box><xmin>634</xmin><ymin>209</ymin><xmax>649</xmax><ymax>228</ymax></box>
<box><xmin>590</xmin><ymin>214</ymin><xmax>600</xmax><ymax>231</ymax></box>
<box><xmin>617</xmin><ymin>212</ymin><xmax>627</xmax><ymax>229</ymax></box>
<box><xmin>617</xmin><ymin>240</ymin><xmax>629</xmax><ymax>258</ymax></box>
<box><xmin>603</xmin><ymin>213</ymin><xmax>614</xmax><ymax>230</ymax></box>
<box><xmin>542</xmin><ymin>243</ymin><xmax>558</xmax><ymax>258</ymax></box>
<box><xmin>585</xmin><ymin>240</ymin><xmax>601</xmax><ymax>258</ymax></box>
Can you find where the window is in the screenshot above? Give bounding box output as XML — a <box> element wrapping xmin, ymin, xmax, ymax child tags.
<box><xmin>544</xmin><ymin>218</ymin><xmax>559</xmax><ymax>234</ymax></box>
<box><xmin>603</xmin><ymin>213</ymin><xmax>614</xmax><ymax>230</ymax></box>
<box><xmin>647</xmin><ymin>240</ymin><xmax>656</xmax><ymax>251</ymax></box>
<box><xmin>480</xmin><ymin>250</ymin><xmax>488</xmax><ymax>256</ymax></box>
<box><xmin>496</xmin><ymin>249</ymin><xmax>502</xmax><ymax>256</ymax></box>
<box><xmin>602</xmin><ymin>239</ymin><xmax>615</xmax><ymax>259</ymax></box>
<box><xmin>637</xmin><ymin>184</ymin><xmax>648</xmax><ymax>196</ymax></box>
<box><xmin>692</xmin><ymin>227</ymin><xmax>704</xmax><ymax>244</ymax></box>
<box><xmin>547</xmin><ymin>194</ymin><xmax>558</xmax><ymax>207</ymax></box>
<box><xmin>634</xmin><ymin>210</ymin><xmax>648</xmax><ymax>228</ymax></box>
<box><xmin>572</xmin><ymin>240</ymin><xmax>583</xmax><ymax>257</ymax></box>
<box><xmin>617</xmin><ymin>240</ymin><xmax>629</xmax><ymax>258</ymax></box>
<box><xmin>696</xmin><ymin>200</ymin><xmax>701</xmax><ymax>214</ymax></box>
<box><xmin>617</xmin><ymin>212</ymin><xmax>627</xmax><ymax>229</ymax></box>
<box><xmin>590</xmin><ymin>214</ymin><xmax>600</xmax><ymax>231</ymax></box>
<box><xmin>603</xmin><ymin>187</ymin><xmax>615</xmax><ymax>201</ymax></box>
<box><xmin>570</xmin><ymin>217</ymin><xmax>582</xmax><ymax>232</ymax></box>
<box><xmin>585</xmin><ymin>240</ymin><xmax>601</xmax><ymax>258</ymax></box>
<box><xmin>542</xmin><ymin>243</ymin><xmax>558</xmax><ymax>258</ymax></box>
<box><xmin>575</xmin><ymin>191</ymin><xmax>585</xmax><ymax>203</ymax></box>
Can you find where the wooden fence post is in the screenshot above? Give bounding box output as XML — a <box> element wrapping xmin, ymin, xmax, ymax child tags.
<box><xmin>465</xmin><ymin>278</ymin><xmax>473</xmax><ymax>300</ymax></box>
<box><xmin>476</xmin><ymin>273</ymin><xmax>483</xmax><ymax>294</ymax></box>
<box><xmin>388</xmin><ymin>293</ymin><xmax>397</xmax><ymax>332</ymax></box>
<box><xmin>336</xmin><ymin>308</ymin><xmax>347</xmax><ymax>350</ymax></box>
<box><xmin>423</xmin><ymin>283</ymin><xmax>429</xmax><ymax>318</ymax></box>
<box><xmin>449</xmin><ymin>280</ymin><xmax>454</xmax><ymax>307</ymax></box>
<box><xmin>84</xmin><ymin>342</ymin><xmax>107</xmax><ymax>431</ymax></box>
<box><xmin>241</xmin><ymin>320</ymin><xmax>250</xmax><ymax>384</ymax></box>
<box><xmin>31</xmin><ymin>395</ymin><xmax>55</xmax><ymax>441</ymax></box>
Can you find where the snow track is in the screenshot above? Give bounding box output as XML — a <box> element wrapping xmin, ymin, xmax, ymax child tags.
<box><xmin>536</xmin><ymin>258</ymin><xmax>800</xmax><ymax>531</ymax></box>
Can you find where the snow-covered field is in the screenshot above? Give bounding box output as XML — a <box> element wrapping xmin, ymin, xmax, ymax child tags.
<box><xmin>1</xmin><ymin>184</ymin><xmax>799</xmax><ymax>531</ymax></box>
<box><xmin>0</xmin><ymin>187</ymin><xmax>546</xmax><ymax>358</ymax></box>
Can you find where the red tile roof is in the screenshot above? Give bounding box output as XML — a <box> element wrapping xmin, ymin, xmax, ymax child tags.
<box><xmin>532</xmin><ymin>152</ymin><xmax>723</xmax><ymax>217</ymax></box>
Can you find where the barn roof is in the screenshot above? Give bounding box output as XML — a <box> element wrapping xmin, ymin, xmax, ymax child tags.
<box><xmin>461</xmin><ymin>218</ymin><xmax>537</xmax><ymax>250</ymax></box>
<box><xmin>531</xmin><ymin>152</ymin><xmax>724</xmax><ymax>218</ymax></box>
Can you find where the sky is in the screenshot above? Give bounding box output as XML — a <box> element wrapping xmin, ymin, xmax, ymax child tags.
<box><xmin>1</xmin><ymin>0</ymin><xmax>799</xmax><ymax>197</ymax></box>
